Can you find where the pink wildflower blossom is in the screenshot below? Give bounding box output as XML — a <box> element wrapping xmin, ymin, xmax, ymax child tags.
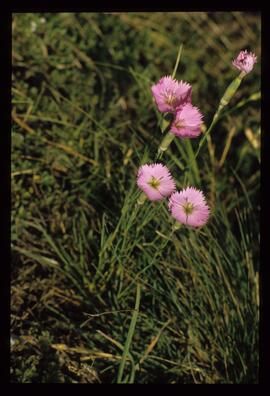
<box><xmin>137</xmin><ymin>163</ymin><xmax>176</xmax><ymax>201</ymax></box>
<box><xmin>232</xmin><ymin>50</ymin><xmax>257</xmax><ymax>74</ymax></box>
<box><xmin>170</xmin><ymin>103</ymin><xmax>203</xmax><ymax>138</ymax></box>
<box><xmin>151</xmin><ymin>76</ymin><xmax>192</xmax><ymax>113</ymax></box>
<box><xmin>168</xmin><ymin>187</ymin><xmax>210</xmax><ymax>227</ymax></box>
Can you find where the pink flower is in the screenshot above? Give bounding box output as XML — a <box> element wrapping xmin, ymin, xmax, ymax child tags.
<box><xmin>170</xmin><ymin>103</ymin><xmax>203</xmax><ymax>138</ymax></box>
<box><xmin>232</xmin><ymin>50</ymin><xmax>257</xmax><ymax>74</ymax></box>
<box><xmin>151</xmin><ymin>76</ymin><xmax>192</xmax><ymax>113</ymax></box>
<box><xmin>137</xmin><ymin>163</ymin><xmax>176</xmax><ymax>201</ymax></box>
<box><xmin>168</xmin><ymin>187</ymin><xmax>210</xmax><ymax>227</ymax></box>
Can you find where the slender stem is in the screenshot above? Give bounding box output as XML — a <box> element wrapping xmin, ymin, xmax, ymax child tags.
<box><xmin>137</xmin><ymin>191</ymin><xmax>147</xmax><ymax>205</ymax></box>
<box><xmin>172</xmin><ymin>43</ymin><xmax>183</xmax><ymax>79</ymax></box>
<box><xmin>181</xmin><ymin>111</ymin><xmax>219</xmax><ymax>185</ymax></box>
<box><xmin>194</xmin><ymin>112</ymin><xmax>219</xmax><ymax>160</ymax></box>
<box><xmin>157</xmin><ymin>131</ymin><xmax>175</xmax><ymax>159</ymax></box>
<box><xmin>169</xmin><ymin>72</ymin><xmax>245</xmax><ymax>185</ymax></box>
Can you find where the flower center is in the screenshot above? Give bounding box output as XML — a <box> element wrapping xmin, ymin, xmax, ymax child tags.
<box><xmin>148</xmin><ymin>177</ymin><xmax>161</xmax><ymax>189</ymax></box>
<box><xmin>164</xmin><ymin>91</ymin><xmax>177</xmax><ymax>106</ymax></box>
<box><xmin>174</xmin><ymin>118</ymin><xmax>185</xmax><ymax>129</ymax></box>
<box><xmin>182</xmin><ymin>201</ymin><xmax>194</xmax><ymax>215</ymax></box>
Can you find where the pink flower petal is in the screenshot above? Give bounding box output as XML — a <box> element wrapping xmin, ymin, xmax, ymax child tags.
<box><xmin>151</xmin><ymin>76</ymin><xmax>192</xmax><ymax>113</ymax></box>
<box><xmin>168</xmin><ymin>187</ymin><xmax>210</xmax><ymax>227</ymax></box>
<box><xmin>170</xmin><ymin>104</ymin><xmax>203</xmax><ymax>138</ymax></box>
<box><xmin>137</xmin><ymin>163</ymin><xmax>176</xmax><ymax>201</ymax></box>
<box><xmin>232</xmin><ymin>50</ymin><xmax>257</xmax><ymax>74</ymax></box>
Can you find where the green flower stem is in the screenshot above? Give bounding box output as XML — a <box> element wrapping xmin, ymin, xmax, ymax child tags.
<box><xmin>157</xmin><ymin>132</ymin><xmax>175</xmax><ymax>156</ymax></box>
<box><xmin>137</xmin><ymin>191</ymin><xmax>147</xmax><ymax>205</ymax></box>
<box><xmin>161</xmin><ymin>116</ymin><xmax>171</xmax><ymax>133</ymax></box>
<box><xmin>217</xmin><ymin>71</ymin><xmax>245</xmax><ymax>113</ymax></box>
<box><xmin>172</xmin><ymin>221</ymin><xmax>182</xmax><ymax>231</ymax></box>
<box><xmin>193</xmin><ymin>71</ymin><xmax>245</xmax><ymax>163</ymax></box>
<box><xmin>194</xmin><ymin>113</ymin><xmax>219</xmax><ymax>160</ymax></box>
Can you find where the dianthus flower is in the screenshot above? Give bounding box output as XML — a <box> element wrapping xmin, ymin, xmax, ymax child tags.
<box><xmin>170</xmin><ymin>103</ymin><xmax>203</xmax><ymax>138</ymax></box>
<box><xmin>151</xmin><ymin>76</ymin><xmax>192</xmax><ymax>113</ymax></box>
<box><xmin>168</xmin><ymin>187</ymin><xmax>210</xmax><ymax>227</ymax></box>
<box><xmin>232</xmin><ymin>50</ymin><xmax>257</xmax><ymax>75</ymax></box>
<box><xmin>137</xmin><ymin>163</ymin><xmax>176</xmax><ymax>201</ymax></box>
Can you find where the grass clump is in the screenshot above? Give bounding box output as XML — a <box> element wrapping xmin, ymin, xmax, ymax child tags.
<box><xmin>12</xmin><ymin>12</ymin><xmax>260</xmax><ymax>383</ymax></box>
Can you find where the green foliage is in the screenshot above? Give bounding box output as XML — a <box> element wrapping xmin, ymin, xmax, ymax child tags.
<box><xmin>12</xmin><ymin>12</ymin><xmax>260</xmax><ymax>383</ymax></box>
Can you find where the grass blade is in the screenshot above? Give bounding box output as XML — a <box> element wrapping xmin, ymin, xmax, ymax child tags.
<box><xmin>117</xmin><ymin>283</ymin><xmax>141</xmax><ymax>384</ymax></box>
<box><xmin>172</xmin><ymin>43</ymin><xmax>183</xmax><ymax>79</ymax></box>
